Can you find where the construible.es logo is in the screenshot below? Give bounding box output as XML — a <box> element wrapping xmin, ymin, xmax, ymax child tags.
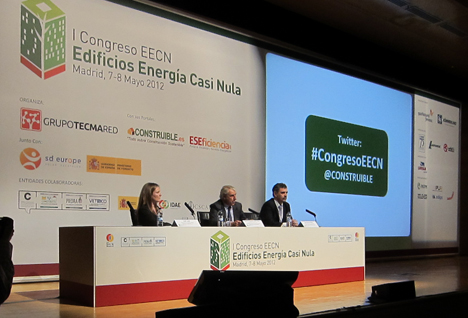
<box><xmin>20</xmin><ymin>0</ymin><xmax>66</xmax><ymax>79</ymax></box>
<box><xmin>20</xmin><ymin>147</ymin><xmax>42</xmax><ymax>170</ymax></box>
<box><xmin>210</xmin><ymin>231</ymin><xmax>230</xmax><ymax>271</ymax></box>
<box><xmin>128</xmin><ymin>127</ymin><xmax>183</xmax><ymax>142</ymax></box>
<box><xmin>21</xmin><ymin>107</ymin><xmax>42</xmax><ymax>131</ymax></box>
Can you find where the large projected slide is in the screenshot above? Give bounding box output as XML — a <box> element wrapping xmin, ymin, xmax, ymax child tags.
<box><xmin>0</xmin><ymin>0</ymin><xmax>265</xmax><ymax>268</ymax></box>
<box><xmin>266</xmin><ymin>53</ymin><xmax>413</xmax><ymax>237</ymax></box>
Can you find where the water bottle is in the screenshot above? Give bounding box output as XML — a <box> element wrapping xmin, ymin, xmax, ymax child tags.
<box><xmin>286</xmin><ymin>211</ymin><xmax>292</xmax><ymax>227</ymax></box>
<box><xmin>157</xmin><ymin>211</ymin><xmax>164</xmax><ymax>227</ymax></box>
<box><xmin>217</xmin><ymin>210</ymin><xmax>224</xmax><ymax>227</ymax></box>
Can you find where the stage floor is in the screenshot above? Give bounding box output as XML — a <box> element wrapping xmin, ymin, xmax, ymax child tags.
<box><xmin>1</xmin><ymin>256</ymin><xmax>467</xmax><ymax>317</ymax></box>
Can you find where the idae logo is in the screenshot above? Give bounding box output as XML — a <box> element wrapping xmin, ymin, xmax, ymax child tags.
<box><xmin>159</xmin><ymin>200</ymin><xmax>169</xmax><ymax>209</ymax></box>
<box><xmin>20</xmin><ymin>0</ymin><xmax>66</xmax><ymax>79</ymax></box>
<box><xmin>20</xmin><ymin>148</ymin><xmax>42</xmax><ymax>170</ymax></box>
<box><xmin>210</xmin><ymin>231</ymin><xmax>230</xmax><ymax>271</ymax></box>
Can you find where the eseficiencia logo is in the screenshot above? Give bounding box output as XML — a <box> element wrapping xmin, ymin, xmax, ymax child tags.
<box><xmin>190</xmin><ymin>136</ymin><xmax>231</xmax><ymax>150</ymax></box>
<box><xmin>20</xmin><ymin>0</ymin><xmax>66</xmax><ymax>79</ymax></box>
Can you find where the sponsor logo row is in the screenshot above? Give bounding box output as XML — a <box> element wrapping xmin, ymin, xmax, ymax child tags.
<box><xmin>18</xmin><ymin>190</ymin><xmax>109</xmax><ymax>214</ymax></box>
<box><xmin>20</xmin><ymin>107</ymin><xmax>232</xmax><ymax>150</ymax></box>
<box><xmin>19</xmin><ymin>147</ymin><xmax>141</xmax><ymax>176</ymax></box>
<box><xmin>416</xmin><ymin>158</ymin><xmax>458</xmax><ymax>176</ymax></box>
<box><xmin>118</xmin><ymin>196</ymin><xmax>186</xmax><ymax>211</ymax></box>
<box><xmin>18</xmin><ymin>191</ymin><xmax>195</xmax><ymax>214</ymax></box>
<box><xmin>416</xmin><ymin>192</ymin><xmax>455</xmax><ymax>200</ymax></box>
<box><xmin>416</xmin><ymin>183</ymin><xmax>449</xmax><ymax>193</ymax></box>
<box><xmin>417</xmin><ymin>135</ymin><xmax>456</xmax><ymax>154</ymax></box>
<box><xmin>415</xmin><ymin>182</ymin><xmax>455</xmax><ymax>201</ymax></box>
<box><xmin>416</xmin><ymin>110</ymin><xmax>457</xmax><ymax>126</ymax></box>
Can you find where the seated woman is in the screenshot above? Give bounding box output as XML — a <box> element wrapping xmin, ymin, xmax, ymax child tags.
<box><xmin>137</xmin><ymin>182</ymin><xmax>162</xmax><ymax>226</ymax></box>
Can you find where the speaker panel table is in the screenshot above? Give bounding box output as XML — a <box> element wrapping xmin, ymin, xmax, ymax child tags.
<box><xmin>59</xmin><ymin>226</ymin><xmax>365</xmax><ymax>306</ymax></box>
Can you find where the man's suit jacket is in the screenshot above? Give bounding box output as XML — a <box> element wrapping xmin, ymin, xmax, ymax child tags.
<box><xmin>260</xmin><ymin>198</ymin><xmax>291</xmax><ymax>227</ymax></box>
<box><xmin>209</xmin><ymin>200</ymin><xmax>245</xmax><ymax>226</ymax></box>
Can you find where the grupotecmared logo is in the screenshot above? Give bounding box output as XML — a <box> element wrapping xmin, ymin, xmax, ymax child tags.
<box><xmin>21</xmin><ymin>107</ymin><xmax>42</xmax><ymax>131</ymax></box>
<box><xmin>20</xmin><ymin>147</ymin><xmax>42</xmax><ymax>170</ymax></box>
<box><xmin>20</xmin><ymin>0</ymin><xmax>66</xmax><ymax>79</ymax></box>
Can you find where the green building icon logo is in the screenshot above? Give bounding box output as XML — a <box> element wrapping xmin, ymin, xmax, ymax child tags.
<box><xmin>210</xmin><ymin>231</ymin><xmax>230</xmax><ymax>271</ymax></box>
<box><xmin>20</xmin><ymin>0</ymin><xmax>66</xmax><ymax>79</ymax></box>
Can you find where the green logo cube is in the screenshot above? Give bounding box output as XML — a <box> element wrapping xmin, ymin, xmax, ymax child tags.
<box><xmin>21</xmin><ymin>0</ymin><xmax>66</xmax><ymax>79</ymax></box>
<box><xmin>210</xmin><ymin>231</ymin><xmax>230</xmax><ymax>271</ymax></box>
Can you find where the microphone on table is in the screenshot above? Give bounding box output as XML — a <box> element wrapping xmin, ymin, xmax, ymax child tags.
<box><xmin>184</xmin><ymin>202</ymin><xmax>196</xmax><ymax>219</ymax></box>
<box><xmin>248</xmin><ymin>208</ymin><xmax>260</xmax><ymax>214</ymax></box>
<box><xmin>248</xmin><ymin>208</ymin><xmax>260</xmax><ymax>220</ymax></box>
<box><xmin>305</xmin><ymin>209</ymin><xmax>317</xmax><ymax>220</ymax></box>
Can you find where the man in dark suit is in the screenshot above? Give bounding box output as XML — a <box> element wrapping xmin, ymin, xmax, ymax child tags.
<box><xmin>260</xmin><ymin>183</ymin><xmax>298</xmax><ymax>227</ymax></box>
<box><xmin>209</xmin><ymin>185</ymin><xmax>246</xmax><ymax>226</ymax></box>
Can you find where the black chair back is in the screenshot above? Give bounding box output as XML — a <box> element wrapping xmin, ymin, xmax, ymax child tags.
<box><xmin>127</xmin><ymin>201</ymin><xmax>138</xmax><ymax>226</ymax></box>
<box><xmin>197</xmin><ymin>211</ymin><xmax>211</xmax><ymax>226</ymax></box>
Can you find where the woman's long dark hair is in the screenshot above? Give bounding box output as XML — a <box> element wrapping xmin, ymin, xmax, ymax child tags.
<box><xmin>137</xmin><ymin>182</ymin><xmax>160</xmax><ymax>214</ymax></box>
